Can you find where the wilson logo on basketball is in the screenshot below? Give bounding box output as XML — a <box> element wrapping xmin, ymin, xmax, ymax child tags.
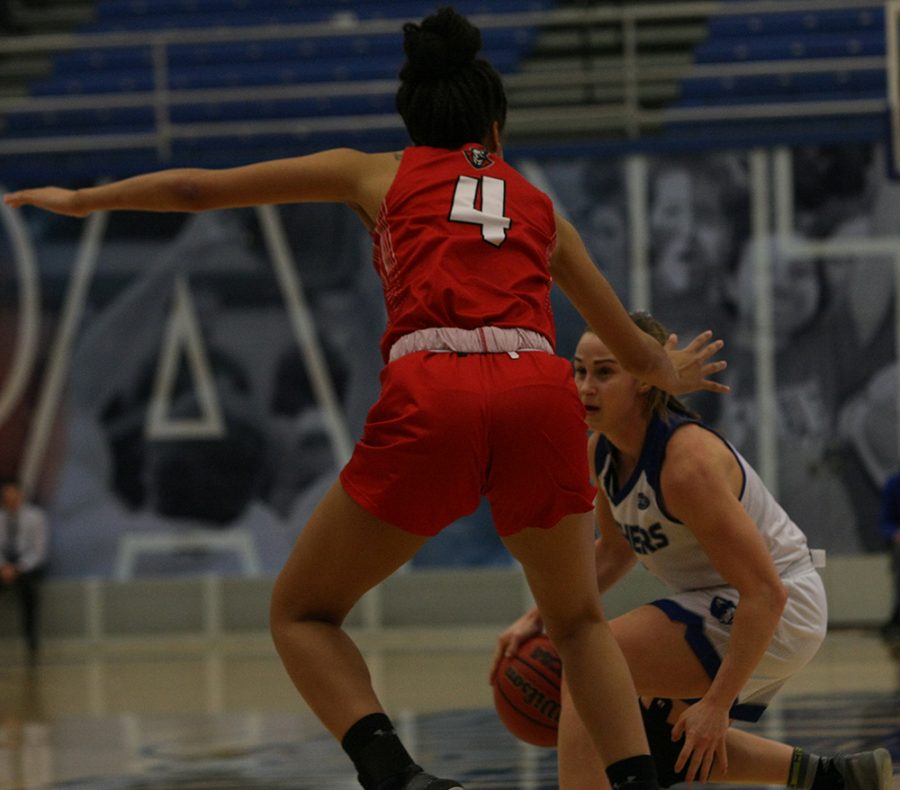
<box><xmin>529</xmin><ymin>644</ymin><xmax>562</xmax><ymax>678</ymax></box>
<box><xmin>502</xmin><ymin>665</ymin><xmax>562</xmax><ymax>723</ymax></box>
<box><xmin>492</xmin><ymin>633</ymin><xmax>562</xmax><ymax>747</ymax></box>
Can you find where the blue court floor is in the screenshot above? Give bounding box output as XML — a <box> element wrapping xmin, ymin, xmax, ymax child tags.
<box><xmin>0</xmin><ymin>628</ymin><xmax>897</xmax><ymax>789</ymax></box>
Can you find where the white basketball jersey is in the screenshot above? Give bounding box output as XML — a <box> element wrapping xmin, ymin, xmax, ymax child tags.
<box><xmin>595</xmin><ymin>415</ymin><xmax>812</xmax><ymax>591</ymax></box>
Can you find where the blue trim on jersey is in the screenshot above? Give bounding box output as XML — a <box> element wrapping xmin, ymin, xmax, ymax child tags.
<box><xmin>595</xmin><ymin>434</ymin><xmax>646</xmax><ymax>506</ymax></box>
<box><xmin>651</xmin><ymin>599</ymin><xmax>721</xmax><ymax>678</ymax></box>
<box><xmin>729</xmin><ymin>701</ymin><xmax>766</xmax><ymax>722</ymax></box>
<box><xmin>644</xmin><ymin>417</ymin><xmax>682</xmax><ymax>523</ymax></box>
<box><xmin>650</xmin><ymin>598</ymin><xmax>766</xmax><ymax>723</ymax></box>
<box><xmin>595</xmin><ymin>415</ymin><xmax>693</xmax><ymax>519</ymax></box>
<box><xmin>594</xmin><ymin>414</ymin><xmax>747</xmax><ymax>523</ymax></box>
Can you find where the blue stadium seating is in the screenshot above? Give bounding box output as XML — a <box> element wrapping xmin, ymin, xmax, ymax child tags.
<box><xmin>62</xmin><ymin>26</ymin><xmax>536</xmax><ymax>68</ymax></box>
<box><xmin>0</xmin><ymin>1</ymin><xmax>550</xmax><ymax>182</ymax></box>
<box><xmin>705</xmin><ymin>7</ymin><xmax>882</xmax><ymax>38</ymax></box>
<box><xmin>4</xmin><ymin>106</ymin><xmax>156</xmax><ymax>134</ymax></box>
<box><xmin>85</xmin><ymin>0</ymin><xmax>552</xmax><ymax>32</ymax></box>
<box><xmin>664</xmin><ymin>2</ymin><xmax>887</xmax><ymax>145</ymax></box>
<box><xmin>678</xmin><ymin>69</ymin><xmax>886</xmax><ymax>104</ymax></box>
<box><xmin>1</xmin><ymin>1</ymin><xmax>891</xmax><ymax>182</ymax></box>
<box><xmin>693</xmin><ymin>31</ymin><xmax>884</xmax><ymax>64</ymax></box>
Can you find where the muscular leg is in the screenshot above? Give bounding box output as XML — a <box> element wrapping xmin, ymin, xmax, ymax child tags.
<box><xmin>558</xmin><ymin>678</ymin><xmax>610</xmax><ymax>790</ymax></box>
<box><xmin>668</xmin><ymin>701</ymin><xmax>794</xmax><ymax>785</ymax></box>
<box><xmin>502</xmin><ymin>512</ymin><xmax>650</xmax><ymax>769</ymax></box>
<box><xmin>557</xmin><ymin>604</ymin><xmax>795</xmax><ymax>788</ymax></box>
<box><xmin>270</xmin><ymin>480</ymin><xmax>429</xmax><ymax>740</ymax></box>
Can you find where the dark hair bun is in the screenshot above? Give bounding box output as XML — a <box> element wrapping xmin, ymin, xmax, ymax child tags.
<box><xmin>401</xmin><ymin>6</ymin><xmax>482</xmax><ymax>79</ymax></box>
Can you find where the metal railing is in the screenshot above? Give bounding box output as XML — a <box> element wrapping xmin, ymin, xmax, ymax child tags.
<box><xmin>0</xmin><ymin>0</ymin><xmax>891</xmax><ymax>162</ymax></box>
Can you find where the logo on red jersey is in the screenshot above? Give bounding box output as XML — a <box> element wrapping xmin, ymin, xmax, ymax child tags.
<box><xmin>463</xmin><ymin>146</ymin><xmax>494</xmax><ymax>170</ymax></box>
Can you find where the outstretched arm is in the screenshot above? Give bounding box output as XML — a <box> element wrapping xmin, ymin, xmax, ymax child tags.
<box><xmin>550</xmin><ymin>213</ymin><xmax>728</xmax><ymax>397</ymax></box>
<box><xmin>4</xmin><ymin>148</ymin><xmax>394</xmax><ymax>218</ymax></box>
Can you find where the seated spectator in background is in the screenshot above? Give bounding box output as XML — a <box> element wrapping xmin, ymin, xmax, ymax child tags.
<box><xmin>646</xmin><ymin>153</ymin><xmax>749</xmax><ymax>423</ymax></box>
<box><xmin>0</xmin><ymin>480</ymin><xmax>48</xmax><ymax>664</ymax></box>
<box><xmin>878</xmin><ymin>467</ymin><xmax>900</xmax><ymax>640</ymax></box>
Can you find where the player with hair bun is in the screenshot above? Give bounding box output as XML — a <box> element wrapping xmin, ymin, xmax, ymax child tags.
<box><xmin>496</xmin><ymin>312</ymin><xmax>893</xmax><ymax>790</ymax></box>
<box><xmin>4</xmin><ymin>9</ymin><xmax>729</xmax><ymax>790</ymax></box>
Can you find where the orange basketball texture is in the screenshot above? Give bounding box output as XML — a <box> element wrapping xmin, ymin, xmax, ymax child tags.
<box><xmin>492</xmin><ymin>633</ymin><xmax>562</xmax><ymax>747</ymax></box>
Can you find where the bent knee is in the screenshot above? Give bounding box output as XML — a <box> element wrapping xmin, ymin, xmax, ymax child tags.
<box><xmin>541</xmin><ymin>603</ymin><xmax>607</xmax><ymax>649</ymax></box>
<box><xmin>269</xmin><ymin>571</ymin><xmax>348</xmax><ymax>637</ymax></box>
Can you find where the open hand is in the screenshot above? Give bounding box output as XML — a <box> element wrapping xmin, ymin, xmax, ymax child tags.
<box><xmin>672</xmin><ymin>698</ymin><xmax>730</xmax><ymax>784</ymax></box>
<box><xmin>663</xmin><ymin>331</ymin><xmax>729</xmax><ymax>396</ymax></box>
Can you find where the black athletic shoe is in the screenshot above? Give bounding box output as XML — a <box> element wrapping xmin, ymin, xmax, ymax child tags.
<box><xmin>829</xmin><ymin>748</ymin><xmax>893</xmax><ymax>790</ymax></box>
<box><xmin>401</xmin><ymin>772</ymin><xmax>464</xmax><ymax>790</ymax></box>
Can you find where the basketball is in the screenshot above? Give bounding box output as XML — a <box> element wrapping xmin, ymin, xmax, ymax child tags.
<box><xmin>492</xmin><ymin>633</ymin><xmax>562</xmax><ymax>747</ymax></box>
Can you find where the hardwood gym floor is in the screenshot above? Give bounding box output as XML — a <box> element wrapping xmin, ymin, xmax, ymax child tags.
<box><xmin>0</xmin><ymin>627</ymin><xmax>897</xmax><ymax>788</ymax></box>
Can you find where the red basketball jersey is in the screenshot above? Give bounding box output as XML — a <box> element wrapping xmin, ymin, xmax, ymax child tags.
<box><xmin>372</xmin><ymin>144</ymin><xmax>558</xmax><ymax>362</ymax></box>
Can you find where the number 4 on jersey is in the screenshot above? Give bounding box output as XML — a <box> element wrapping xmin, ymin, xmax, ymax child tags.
<box><xmin>450</xmin><ymin>175</ymin><xmax>511</xmax><ymax>247</ymax></box>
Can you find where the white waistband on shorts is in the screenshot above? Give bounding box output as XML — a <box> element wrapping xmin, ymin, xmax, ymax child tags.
<box><xmin>388</xmin><ymin>326</ymin><xmax>554</xmax><ymax>363</ymax></box>
<box><xmin>780</xmin><ymin>549</ymin><xmax>826</xmax><ymax>580</ymax></box>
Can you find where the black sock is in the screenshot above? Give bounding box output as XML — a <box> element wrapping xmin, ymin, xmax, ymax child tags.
<box><xmin>810</xmin><ymin>756</ymin><xmax>845</xmax><ymax>790</ymax></box>
<box><xmin>341</xmin><ymin>713</ymin><xmax>421</xmax><ymax>790</ymax></box>
<box><xmin>606</xmin><ymin>755</ymin><xmax>659</xmax><ymax>790</ymax></box>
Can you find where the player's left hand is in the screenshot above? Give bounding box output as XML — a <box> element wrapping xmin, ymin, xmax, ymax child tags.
<box><xmin>672</xmin><ymin>698</ymin><xmax>730</xmax><ymax>783</ymax></box>
<box><xmin>664</xmin><ymin>331</ymin><xmax>730</xmax><ymax>396</ymax></box>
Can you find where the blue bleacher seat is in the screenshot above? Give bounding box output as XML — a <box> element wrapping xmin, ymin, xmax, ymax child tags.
<box><xmin>678</xmin><ymin>69</ymin><xmax>886</xmax><ymax>102</ymax></box>
<box><xmin>32</xmin><ymin>48</ymin><xmax>521</xmax><ymax>97</ymax></box>
<box><xmin>706</xmin><ymin>8</ymin><xmax>883</xmax><ymax>38</ymax></box>
<box><xmin>29</xmin><ymin>70</ymin><xmax>155</xmax><ymax>95</ymax></box>
<box><xmin>674</xmin><ymin>88</ymin><xmax>886</xmax><ymax>109</ymax></box>
<box><xmin>693</xmin><ymin>31</ymin><xmax>885</xmax><ymax>63</ymax></box>
<box><xmin>5</xmin><ymin>106</ymin><xmax>156</xmax><ymax>133</ymax></box>
<box><xmin>52</xmin><ymin>48</ymin><xmax>154</xmax><ymax>72</ymax></box>
<box><xmin>658</xmin><ymin>2</ymin><xmax>889</xmax><ymax>152</ymax></box>
<box><xmin>170</xmin><ymin>94</ymin><xmax>395</xmax><ymax>124</ymax></box>
<box><xmin>50</xmin><ymin>28</ymin><xmax>535</xmax><ymax>74</ymax></box>
<box><xmin>85</xmin><ymin>0</ymin><xmax>552</xmax><ymax>32</ymax></box>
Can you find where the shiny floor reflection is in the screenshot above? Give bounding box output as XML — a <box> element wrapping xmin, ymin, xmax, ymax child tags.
<box><xmin>0</xmin><ymin>629</ymin><xmax>897</xmax><ymax>789</ymax></box>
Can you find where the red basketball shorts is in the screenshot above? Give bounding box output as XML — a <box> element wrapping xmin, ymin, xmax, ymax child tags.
<box><xmin>339</xmin><ymin>351</ymin><xmax>595</xmax><ymax>536</ymax></box>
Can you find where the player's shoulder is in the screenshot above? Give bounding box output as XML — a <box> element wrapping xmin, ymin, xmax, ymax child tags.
<box><xmin>362</xmin><ymin>149</ymin><xmax>406</xmax><ymax>169</ymax></box>
<box><xmin>307</xmin><ymin>148</ymin><xmax>401</xmax><ymax>184</ymax></box>
<box><xmin>659</xmin><ymin>426</ymin><xmax>740</xmax><ymax>510</ymax></box>
<box><xmin>662</xmin><ymin>421</ymin><xmax>732</xmax><ymax>479</ymax></box>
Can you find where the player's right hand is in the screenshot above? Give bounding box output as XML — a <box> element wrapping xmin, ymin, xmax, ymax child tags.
<box><xmin>4</xmin><ymin>187</ymin><xmax>90</xmax><ymax>217</ymax></box>
<box><xmin>491</xmin><ymin>607</ymin><xmax>543</xmax><ymax>682</ymax></box>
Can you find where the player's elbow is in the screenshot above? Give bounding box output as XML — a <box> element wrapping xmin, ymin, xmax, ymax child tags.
<box><xmin>763</xmin><ymin>578</ymin><xmax>789</xmax><ymax>617</ymax></box>
<box><xmin>169</xmin><ymin>171</ymin><xmax>214</xmax><ymax>212</ymax></box>
<box><xmin>738</xmin><ymin>574</ymin><xmax>788</xmax><ymax>623</ymax></box>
